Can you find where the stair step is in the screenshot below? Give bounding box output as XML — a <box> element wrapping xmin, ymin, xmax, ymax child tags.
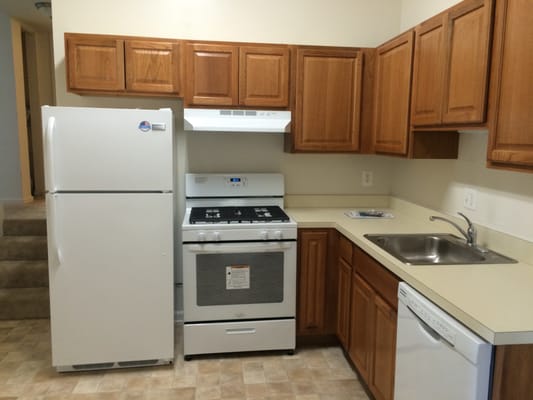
<box><xmin>0</xmin><ymin>260</ymin><xmax>48</xmax><ymax>289</ymax></box>
<box><xmin>3</xmin><ymin>218</ymin><xmax>47</xmax><ymax>236</ymax></box>
<box><xmin>0</xmin><ymin>287</ymin><xmax>50</xmax><ymax>320</ymax></box>
<box><xmin>0</xmin><ymin>236</ymin><xmax>48</xmax><ymax>261</ymax></box>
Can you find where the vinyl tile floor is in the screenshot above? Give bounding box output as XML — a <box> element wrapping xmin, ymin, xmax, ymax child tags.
<box><xmin>0</xmin><ymin>320</ymin><xmax>371</xmax><ymax>400</ymax></box>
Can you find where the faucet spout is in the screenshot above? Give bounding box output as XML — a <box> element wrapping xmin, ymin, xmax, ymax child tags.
<box><xmin>429</xmin><ymin>212</ymin><xmax>477</xmax><ymax>246</ymax></box>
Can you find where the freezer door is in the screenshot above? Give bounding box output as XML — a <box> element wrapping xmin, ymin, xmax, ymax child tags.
<box><xmin>46</xmin><ymin>193</ymin><xmax>174</xmax><ymax>367</ymax></box>
<box><xmin>42</xmin><ymin>106</ymin><xmax>173</xmax><ymax>192</ymax></box>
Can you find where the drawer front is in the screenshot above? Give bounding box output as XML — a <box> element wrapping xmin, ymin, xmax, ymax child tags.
<box><xmin>339</xmin><ymin>235</ymin><xmax>353</xmax><ymax>263</ymax></box>
<box><xmin>354</xmin><ymin>246</ymin><xmax>399</xmax><ymax>309</ymax></box>
<box><xmin>184</xmin><ymin>319</ymin><xmax>295</xmax><ymax>356</ymax></box>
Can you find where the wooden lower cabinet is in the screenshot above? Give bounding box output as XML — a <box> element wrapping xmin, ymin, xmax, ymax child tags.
<box><xmin>370</xmin><ymin>295</ymin><xmax>397</xmax><ymax>400</ymax></box>
<box><xmin>344</xmin><ymin>247</ymin><xmax>399</xmax><ymax>400</ymax></box>
<box><xmin>336</xmin><ymin>257</ymin><xmax>352</xmax><ymax>348</ymax></box>
<box><xmin>297</xmin><ymin>229</ymin><xmax>337</xmax><ymax>336</ymax></box>
<box><xmin>348</xmin><ymin>273</ymin><xmax>374</xmax><ymax>382</ymax></box>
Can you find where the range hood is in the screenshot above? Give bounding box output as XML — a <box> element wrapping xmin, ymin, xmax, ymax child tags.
<box><xmin>184</xmin><ymin>108</ymin><xmax>291</xmax><ymax>133</ymax></box>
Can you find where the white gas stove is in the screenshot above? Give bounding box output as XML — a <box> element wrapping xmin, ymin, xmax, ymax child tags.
<box><xmin>181</xmin><ymin>173</ymin><xmax>297</xmax><ymax>360</ymax></box>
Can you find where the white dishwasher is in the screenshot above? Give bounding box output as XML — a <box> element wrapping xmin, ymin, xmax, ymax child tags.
<box><xmin>394</xmin><ymin>282</ymin><xmax>493</xmax><ymax>400</ymax></box>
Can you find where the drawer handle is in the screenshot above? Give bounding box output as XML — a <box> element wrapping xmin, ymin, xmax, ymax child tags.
<box><xmin>225</xmin><ymin>328</ymin><xmax>256</xmax><ymax>335</ymax></box>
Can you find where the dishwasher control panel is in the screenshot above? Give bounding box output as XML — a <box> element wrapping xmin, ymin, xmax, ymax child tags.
<box><xmin>399</xmin><ymin>285</ymin><xmax>457</xmax><ymax>345</ymax></box>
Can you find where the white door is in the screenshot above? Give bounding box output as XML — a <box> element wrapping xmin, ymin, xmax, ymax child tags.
<box><xmin>42</xmin><ymin>106</ymin><xmax>173</xmax><ymax>192</ymax></box>
<box><xmin>46</xmin><ymin>192</ymin><xmax>174</xmax><ymax>367</ymax></box>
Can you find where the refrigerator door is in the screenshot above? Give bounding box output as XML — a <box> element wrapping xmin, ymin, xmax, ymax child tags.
<box><xmin>46</xmin><ymin>192</ymin><xmax>174</xmax><ymax>368</ymax></box>
<box><xmin>42</xmin><ymin>106</ymin><xmax>173</xmax><ymax>192</ymax></box>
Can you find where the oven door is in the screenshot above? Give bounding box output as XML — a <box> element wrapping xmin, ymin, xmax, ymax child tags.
<box><xmin>183</xmin><ymin>240</ymin><xmax>296</xmax><ymax>322</ymax></box>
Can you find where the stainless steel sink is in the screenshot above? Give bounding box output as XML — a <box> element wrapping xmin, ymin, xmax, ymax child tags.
<box><xmin>364</xmin><ymin>233</ymin><xmax>517</xmax><ymax>265</ymax></box>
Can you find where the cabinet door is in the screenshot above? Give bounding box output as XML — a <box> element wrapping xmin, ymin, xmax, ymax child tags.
<box><xmin>411</xmin><ymin>15</ymin><xmax>446</xmax><ymax>126</ymax></box>
<box><xmin>185</xmin><ymin>43</ymin><xmax>238</xmax><ymax>106</ymax></box>
<box><xmin>348</xmin><ymin>273</ymin><xmax>374</xmax><ymax>382</ymax></box>
<box><xmin>66</xmin><ymin>35</ymin><xmax>125</xmax><ymax>92</ymax></box>
<box><xmin>293</xmin><ymin>48</ymin><xmax>362</xmax><ymax>152</ymax></box>
<box><xmin>336</xmin><ymin>257</ymin><xmax>352</xmax><ymax>349</ymax></box>
<box><xmin>370</xmin><ymin>295</ymin><xmax>397</xmax><ymax>400</ymax></box>
<box><xmin>125</xmin><ymin>40</ymin><xmax>182</xmax><ymax>95</ymax></box>
<box><xmin>297</xmin><ymin>230</ymin><xmax>329</xmax><ymax>335</ymax></box>
<box><xmin>373</xmin><ymin>31</ymin><xmax>414</xmax><ymax>155</ymax></box>
<box><xmin>239</xmin><ymin>46</ymin><xmax>290</xmax><ymax>107</ymax></box>
<box><xmin>442</xmin><ymin>0</ymin><xmax>492</xmax><ymax>124</ymax></box>
<box><xmin>488</xmin><ymin>0</ymin><xmax>533</xmax><ymax>170</ymax></box>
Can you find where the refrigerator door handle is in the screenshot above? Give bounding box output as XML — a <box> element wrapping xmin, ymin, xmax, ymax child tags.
<box><xmin>44</xmin><ymin>116</ymin><xmax>57</xmax><ymax>192</ymax></box>
<box><xmin>48</xmin><ymin>194</ymin><xmax>63</xmax><ymax>266</ymax></box>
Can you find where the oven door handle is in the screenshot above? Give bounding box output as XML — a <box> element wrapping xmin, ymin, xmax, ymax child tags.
<box><xmin>185</xmin><ymin>242</ymin><xmax>294</xmax><ymax>253</ymax></box>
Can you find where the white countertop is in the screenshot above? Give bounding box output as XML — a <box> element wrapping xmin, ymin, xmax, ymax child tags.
<box><xmin>286</xmin><ymin>202</ymin><xmax>533</xmax><ymax>345</ymax></box>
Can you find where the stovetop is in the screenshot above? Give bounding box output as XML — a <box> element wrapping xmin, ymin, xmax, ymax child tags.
<box><xmin>189</xmin><ymin>206</ymin><xmax>290</xmax><ymax>224</ymax></box>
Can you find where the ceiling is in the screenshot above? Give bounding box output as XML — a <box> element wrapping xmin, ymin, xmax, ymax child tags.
<box><xmin>0</xmin><ymin>0</ymin><xmax>52</xmax><ymax>31</ymax></box>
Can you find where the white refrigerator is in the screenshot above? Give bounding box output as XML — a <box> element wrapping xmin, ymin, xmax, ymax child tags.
<box><xmin>42</xmin><ymin>106</ymin><xmax>174</xmax><ymax>371</ymax></box>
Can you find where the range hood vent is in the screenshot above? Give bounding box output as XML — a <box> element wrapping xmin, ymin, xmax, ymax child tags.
<box><xmin>184</xmin><ymin>108</ymin><xmax>291</xmax><ymax>133</ymax></box>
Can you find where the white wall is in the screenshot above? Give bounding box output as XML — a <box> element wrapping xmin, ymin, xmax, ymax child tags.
<box><xmin>0</xmin><ymin>11</ymin><xmax>23</xmax><ymax>203</ymax></box>
<box><xmin>394</xmin><ymin>0</ymin><xmax>533</xmax><ymax>243</ymax></box>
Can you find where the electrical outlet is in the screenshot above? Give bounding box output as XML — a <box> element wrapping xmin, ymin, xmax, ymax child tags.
<box><xmin>464</xmin><ymin>188</ymin><xmax>477</xmax><ymax>210</ymax></box>
<box><xmin>362</xmin><ymin>171</ymin><xmax>374</xmax><ymax>187</ymax></box>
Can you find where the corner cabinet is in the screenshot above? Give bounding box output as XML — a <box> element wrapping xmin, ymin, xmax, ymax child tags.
<box><xmin>185</xmin><ymin>42</ymin><xmax>290</xmax><ymax>107</ymax></box>
<box><xmin>289</xmin><ymin>47</ymin><xmax>363</xmax><ymax>152</ymax></box>
<box><xmin>373</xmin><ymin>31</ymin><xmax>414</xmax><ymax>156</ymax></box>
<box><xmin>297</xmin><ymin>229</ymin><xmax>337</xmax><ymax>336</ymax></box>
<box><xmin>336</xmin><ymin>235</ymin><xmax>353</xmax><ymax>348</ymax></box>
<box><xmin>411</xmin><ymin>0</ymin><xmax>493</xmax><ymax>127</ymax></box>
<box><xmin>487</xmin><ymin>0</ymin><xmax>533</xmax><ymax>172</ymax></box>
<box><xmin>65</xmin><ymin>33</ymin><xmax>183</xmax><ymax>96</ymax></box>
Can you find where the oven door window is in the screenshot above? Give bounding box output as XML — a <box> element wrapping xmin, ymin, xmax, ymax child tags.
<box><xmin>196</xmin><ymin>252</ymin><xmax>284</xmax><ymax>306</ymax></box>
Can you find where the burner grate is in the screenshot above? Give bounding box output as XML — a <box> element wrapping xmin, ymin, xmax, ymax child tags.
<box><xmin>189</xmin><ymin>206</ymin><xmax>289</xmax><ymax>224</ymax></box>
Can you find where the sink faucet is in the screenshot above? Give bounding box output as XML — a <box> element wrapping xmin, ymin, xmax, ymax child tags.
<box><xmin>429</xmin><ymin>212</ymin><xmax>477</xmax><ymax>246</ymax></box>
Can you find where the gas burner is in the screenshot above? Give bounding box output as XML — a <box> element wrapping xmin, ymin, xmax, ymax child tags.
<box><xmin>189</xmin><ymin>206</ymin><xmax>290</xmax><ymax>224</ymax></box>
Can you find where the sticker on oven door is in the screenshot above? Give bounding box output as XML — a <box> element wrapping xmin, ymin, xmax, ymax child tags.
<box><xmin>226</xmin><ymin>265</ymin><xmax>250</xmax><ymax>290</ymax></box>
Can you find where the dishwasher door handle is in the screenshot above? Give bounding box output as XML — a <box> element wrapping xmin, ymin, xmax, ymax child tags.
<box><xmin>407</xmin><ymin>304</ymin><xmax>454</xmax><ymax>347</ymax></box>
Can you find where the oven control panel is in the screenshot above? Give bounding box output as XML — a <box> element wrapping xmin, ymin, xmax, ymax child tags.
<box><xmin>182</xmin><ymin>227</ymin><xmax>297</xmax><ymax>242</ymax></box>
<box><xmin>225</xmin><ymin>176</ymin><xmax>247</xmax><ymax>188</ymax></box>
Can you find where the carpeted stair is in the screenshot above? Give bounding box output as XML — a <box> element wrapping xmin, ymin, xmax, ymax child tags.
<box><xmin>0</xmin><ymin>204</ymin><xmax>49</xmax><ymax>319</ymax></box>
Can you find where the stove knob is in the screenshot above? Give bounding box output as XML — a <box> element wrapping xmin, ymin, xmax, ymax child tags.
<box><xmin>197</xmin><ymin>232</ymin><xmax>206</xmax><ymax>242</ymax></box>
<box><xmin>273</xmin><ymin>230</ymin><xmax>283</xmax><ymax>240</ymax></box>
<box><xmin>260</xmin><ymin>230</ymin><xmax>268</xmax><ymax>240</ymax></box>
<box><xmin>212</xmin><ymin>231</ymin><xmax>221</xmax><ymax>241</ymax></box>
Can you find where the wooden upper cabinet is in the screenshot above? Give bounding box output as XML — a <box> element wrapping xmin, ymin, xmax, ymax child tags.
<box><xmin>292</xmin><ymin>48</ymin><xmax>363</xmax><ymax>152</ymax></box>
<box><xmin>411</xmin><ymin>0</ymin><xmax>493</xmax><ymax>127</ymax></box>
<box><xmin>185</xmin><ymin>43</ymin><xmax>289</xmax><ymax>107</ymax></box>
<box><xmin>65</xmin><ymin>33</ymin><xmax>183</xmax><ymax>96</ymax></box>
<box><xmin>411</xmin><ymin>15</ymin><xmax>446</xmax><ymax>126</ymax></box>
<box><xmin>125</xmin><ymin>40</ymin><xmax>182</xmax><ymax>95</ymax></box>
<box><xmin>443</xmin><ymin>0</ymin><xmax>492</xmax><ymax>124</ymax></box>
<box><xmin>239</xmin><ymin>46</ymin><xmax>289</xmax><ymax>107</ymax></box>
<box><xmin>487</xmin><ymin>0</ymin><xmax>533</xmax><ymax>171</ymax></box>
<box><xmin>185</xmin><ymin>43</ymin><xmax>238</xmax><ymax>106</ymax></box>
<box><xmin>373</xmin><ymin>31</ymin><xmax>414</xmax><ymax>155</ymax></box>
<box><xmin>66</xmin><ymin>34</ymin><xmax>125</xmax><ymax>92</ymax></box>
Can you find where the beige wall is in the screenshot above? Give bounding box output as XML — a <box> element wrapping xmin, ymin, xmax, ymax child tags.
<box><xmin>51</xmin><ymin>0</ymin><xmax>402</xmax><ymax>203</ymax></box>
<box><xmin>400</xmin><ymin>0</ymin><xmax>462</xmax><ymax>30</ymax></box>
<box><xmin>394</xmin><ymin>0</ymin><xmax>533</xmax><ymax>243</ymax></box>
<box><xmin>11</xmin><ymin>20</ymin><xmax>33</xmax><ymax>203</ymax></box>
